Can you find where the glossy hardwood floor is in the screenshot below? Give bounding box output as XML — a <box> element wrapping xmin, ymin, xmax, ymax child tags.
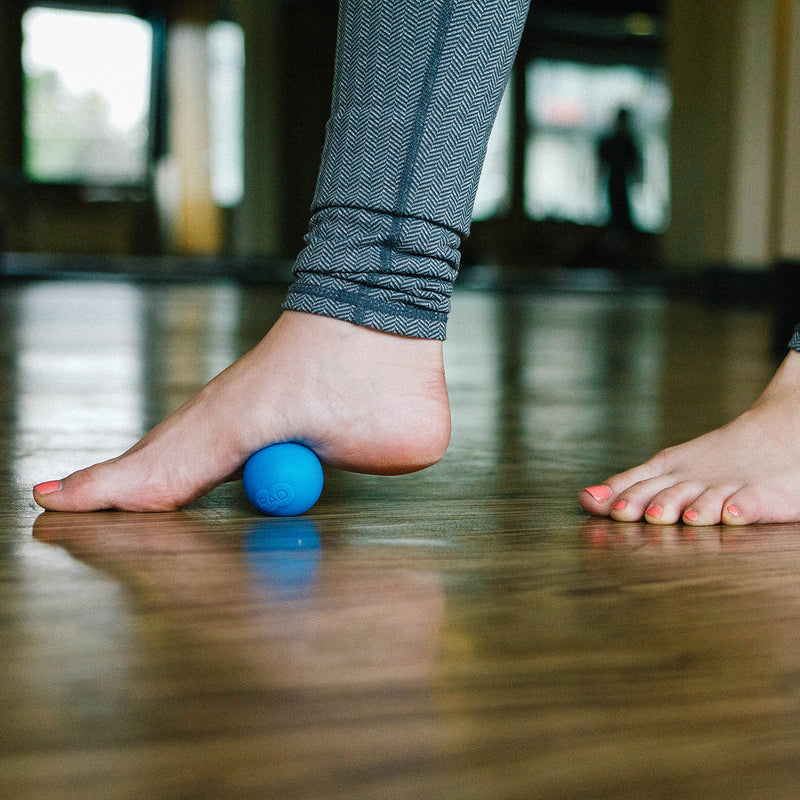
<box><xmin>1</xmin><ymin>276</ymin><xmax>796</xmax><ymax>799</ymax></box>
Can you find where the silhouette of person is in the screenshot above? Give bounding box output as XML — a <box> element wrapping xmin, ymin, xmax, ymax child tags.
<box><xmin>598</xmin><ymin>108</ymin><xmax>641</xmax><ymax>232</ymax></box>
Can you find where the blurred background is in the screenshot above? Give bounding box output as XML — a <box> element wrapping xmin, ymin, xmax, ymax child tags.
<box><xmin>0</xmin><ymin>0</ymin><xmax>798</xmax><ymax>346</ymax></box>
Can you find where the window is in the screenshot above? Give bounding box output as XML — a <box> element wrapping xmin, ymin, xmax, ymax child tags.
<box><xmin>22</xmin><ymin>6</ymin><xmax>154</xmax><ymax>185</ymax></box>
<box><xmin>472</xmin><ymin>80</ymin><xmax>513</xmax><ymax>223</ymax></box>
<box><xmin>207</xmin><ymin>20</ymin><xmax>245</xmax><ymax>208</ymax></box>
<box><xmin>473</xmin><ymin>59</ymin><xmax>671</xmax><ymax>233</ymax></box>
<box><xmin>525</xmin><ymin>59</ymin><xmax>670</xmax><ymax>232</ymax></box>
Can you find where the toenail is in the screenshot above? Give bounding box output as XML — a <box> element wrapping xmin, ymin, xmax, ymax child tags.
<box><xmin>726</xmin><ymin>504</ymin><xmax>741</xmax><ymax>518</ymax></box>
<box><xmin>612</xmin><ymin>500</ymin><xmax>627</xmax><ymax>511</ymax></box>
<box><xmin>684</xmin><ymin>509</ymin><xmax>698</xmax><ymax>521</ymax></box>
<box><xmin>585</xmin><ymin>485</ymin><xmax>612</xmax><ymax>502</ymax></box>
<box><xmin>646</xmin><ymin>505</ymin><xmax>663</xmax><ymax>518</ymax></box>
<box><xmin>34</xmin><ymin>480</ymin><xmax>61</xmax><ymax>496</ymax></box>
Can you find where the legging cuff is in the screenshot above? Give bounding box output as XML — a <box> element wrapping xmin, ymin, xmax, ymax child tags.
<box><xmin>790</xmin><ymin>324</ymin><xmax>800</xmax><ymax>352</ymax></box>
<box><xmin>283</xmin><ymin>281</ymin><xmax>448</xmax><ymax>339</ymax></box>
<box><xmin>283</xmin><ymin>205</ymin><xmax>458</xmax><ymax>340</ymax></box>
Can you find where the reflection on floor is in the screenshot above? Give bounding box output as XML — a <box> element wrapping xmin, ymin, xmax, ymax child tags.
<box><xmin>1</xmin><ymin>277</ymin><xmax>794</xmax><ymax>800</ymax></box>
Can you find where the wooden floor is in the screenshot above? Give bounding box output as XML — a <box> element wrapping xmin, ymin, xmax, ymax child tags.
<box><xmin>1</xmin><ymin>276</ymin><xmax>797</xmax><ymax>799</ymax></box>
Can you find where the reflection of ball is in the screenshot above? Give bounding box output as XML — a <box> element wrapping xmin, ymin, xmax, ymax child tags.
<box><xmin>244</xmin><ymin>519</ymin><xmax>321</xmax><ymax>598</ymax></box>
<box><xmin>243</xmin><ymin>443</ymin><xmax>323</xmax><ymax>516</ymax></box>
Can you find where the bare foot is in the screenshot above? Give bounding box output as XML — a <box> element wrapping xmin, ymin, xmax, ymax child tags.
<box><xmin>580</xmin><ymin>350</ymin><xmax>800</xmax><ymax>526</ymax></box>
<box><xmin>33</xmin><ymin>311</ymin><xmax>451</xmax><ymax>511</ymax></box>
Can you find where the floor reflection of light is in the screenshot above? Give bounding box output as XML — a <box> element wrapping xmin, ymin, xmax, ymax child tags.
<box><xmin>14</xmin><ymin>289</ymin><xmax>142</xmax><ymax>714</ymax></box>
<box><xmin>9</xmin><ymin>280</ymin><xmax>247</xmax><ymax>678</ymax></box>
<box><xmin>443</xmin><ymin>288</ymin><xmax>669</xmax><ymax>485</ymax></box>
<box><xmin>444</xmin><ymin>289</ymin><xmax>503</xmax><ymax>468</ymax></box>
<box><xmin>204</xmin><ymin>283</ymin><xmax>244</xmax><ymax>381</ymax></box>
<box><xmin>13</xmin><ymin>282</ymin><xmax>146</xmax><ymax>494</ymax></box>
<box><xmin>9</xmin><ymin>536</ymin><xmax>136</xmax><ymax>723</ymax></box>
<box><xmin>11</xmin><ymin>281</ymin><xmax>245</xmax><ymax>504</ymax></box>
<box><xmin>486</xmin><ymin>290</ymin><xmax>667</xmax><ymax>484</ymax></box>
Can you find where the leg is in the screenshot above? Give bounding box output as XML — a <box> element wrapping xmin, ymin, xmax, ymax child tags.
<box><xmin>580</xmin><ymin>326</ymin><xmax>800</xmax><ymax>526</ymax></box>
<box><xmin>34</xmin><ymin>0</ymin><xmax>529</xmax><ymax>512</ymax></box>
<box><xmin>285</xmin><ymin>0</ymin><xmax>529</xmax><ymax>339</ymax></box>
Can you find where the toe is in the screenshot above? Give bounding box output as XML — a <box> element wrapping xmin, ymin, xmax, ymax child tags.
<box><xmin>34</xmin><ymin>457</ymin><xmax>191</xmax><ymax>512</ymax></box>
<box><xmin>719</xmin><ymin>485</ymin><xmax>773</xmax><ymax>526</ymax></box>
<box><xmin>718</xmin><ymin>484</ymin><xmax>800</xmax><ymax>526</ymax></box>
<box><xmin>681</xmin><ymin>485</ymin><xmax>737</xmax><ymax>526</ymax></box>
<box><xmin>642</xmin><ymin>481</ymin><xmax>706</xmax><ymax>525</ymax></box>
<box><xmin>609</xmin><ymin>475</ymin><xmax>676</xmax><ymax>522</ymax></box>
<box><xmin>579</xmin><ymin>484</ymin><xmax>614</xmax><ymax>515</ymax></box>
<box><xmin>721</xmin><ymin>495</ymin><xmax>753</xmax><ymax>526</ymax></box>
<box><xmin>682</xmin><ymin>505</ymin><xmax>720</xmax><ymax>526</ymax></box>
<box><xmin>34</xmin><ymin>466</ymin><xmax>115</xmax><ymax>512</ymax></box>
<box><xmin>580</xmin><ymin>451</ymin><xmax>672</xmax><ymax>517</ymax></box>
<box><xmin>643</xmin><ymin>502</ymin><xmax>676</xmax><ymax>525</ymax></box>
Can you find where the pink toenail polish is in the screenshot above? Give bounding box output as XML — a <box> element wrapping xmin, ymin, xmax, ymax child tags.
<box><xmin>646</xmin><ymin>505</ymin><xmax>663</xmax><ymax>518</ymax></box>
<box><xmin>726</xmin><ymin>504</ymin><xmax>741</xmax><ymax>518</ymax></box>
<box><xmin>612</xmin><ymin>500</ymin><xmax>627</xmax><ymax>511</ymax></box>
<box><xmin>684</xmin><ymin>509</ymin><xmax>698</xmax><ymax>521</ymax></box>
<box><xmin>585</xmin><ymin>485</ymin><xmax>612</xmax><ymax>502</ymax></box>
<box><xmin>34</xmin><ymin>480</ymin><xmax>61</xmax><ymax>496</ymax></box>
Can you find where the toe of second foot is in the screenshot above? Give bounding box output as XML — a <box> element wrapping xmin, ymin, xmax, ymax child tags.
<box><xmin>579</xmin><ymin>485</ymin><xmax>615</xmax><ymax>515</ymax></box>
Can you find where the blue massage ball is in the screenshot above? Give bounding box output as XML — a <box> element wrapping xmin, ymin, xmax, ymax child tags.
<box><xmin>243</xmin><ymin>443</ymin><xmax>324</xmax><ymax>516</ymax></box>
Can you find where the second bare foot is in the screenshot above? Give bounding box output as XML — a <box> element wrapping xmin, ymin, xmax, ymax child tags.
<box><xmin>580</xmin><ymin>351</ymin><xmax>800</xmax><ymax>526</ymax></box>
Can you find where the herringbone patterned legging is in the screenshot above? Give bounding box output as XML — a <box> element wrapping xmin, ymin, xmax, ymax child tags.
<box><xmin>283</xmin><ymin>0</ymin><xmax>530</xmax><ymax>339</ymax></box>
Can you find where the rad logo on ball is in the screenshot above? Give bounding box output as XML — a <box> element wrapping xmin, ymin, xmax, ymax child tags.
<box><xmin>256</xmin><ymin>483</ymin><xmax>295</xmax><ymax>512</ymax></box>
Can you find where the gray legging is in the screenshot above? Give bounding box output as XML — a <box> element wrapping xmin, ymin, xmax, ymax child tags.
<box><xmin>283</xmin><ymin>0</ymin><xmax>529</xmax><ymax>339</ymax></box>
<box><xmin>283</xmin><ymin>0</ymin><xmax>800</xmax><ymax>355</ymax></box>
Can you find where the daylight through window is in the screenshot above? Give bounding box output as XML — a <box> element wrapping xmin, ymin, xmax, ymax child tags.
<box><xmin>22</xmin><ymin>6</ymin><xmax>153</xmax><ymax>185</ymax></box>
